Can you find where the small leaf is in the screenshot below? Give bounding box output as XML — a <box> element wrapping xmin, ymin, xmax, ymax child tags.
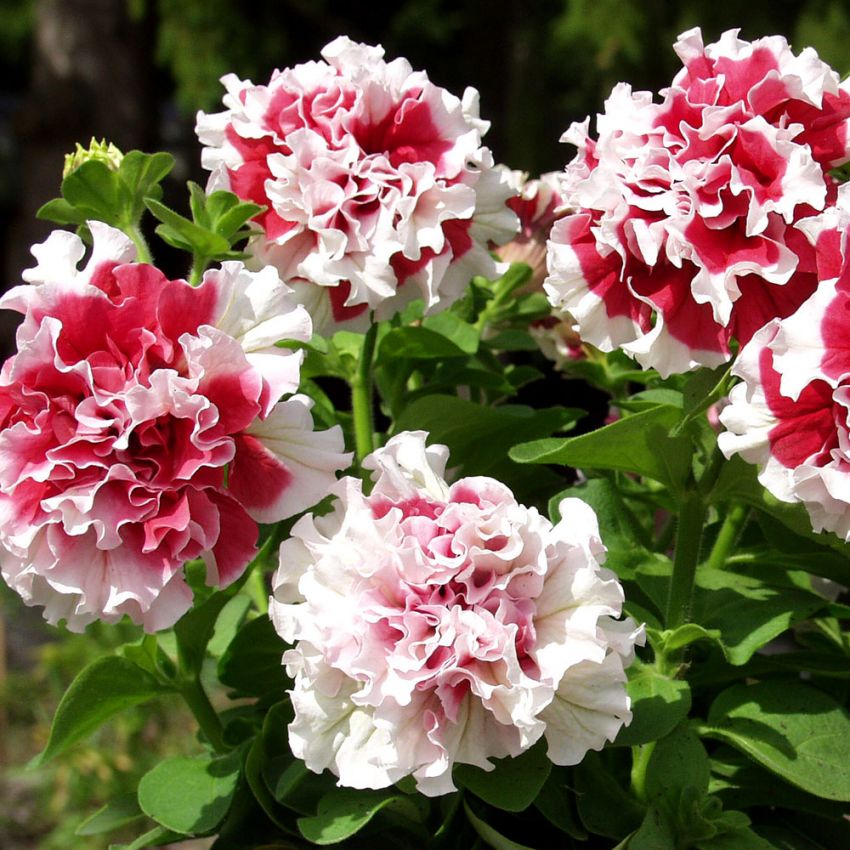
<box><xmin>422</xmin><ymin>311</ymin><xmax>479</xmax><ymax>354</ymax></box>
<box><xmin>625</xmin><ymin>805</ymin><xmax>677</xmax><ymax>850</ymax></box>
<box><xmin>614</xmin><ymin>663</ymin><xmax>692</xmax><ymax>747</ymax></box>
<box><xmin>297</xmin><ymin>787</ymin><xmax>417</xmax><ymax>845</ymax></box>
<box><xmin>36</xmin><ymin>656</ymin><xmax>167</xmax><ymax>763</ymax></box>
<box><xmin>455</xmin><ymin>739</ymin><xmax>551</xmax><ymax>812</ymax></box>
<box><xmin>574</xmin><ymin>752</ymin><xmax>644</xmax><ymax>839</ymax></box>
<box><xmin>692</xmin><ymin>567</ymin><xmax>825</xmax><ymax>665</ymax></box>
<box><xmin>510</xmin><ymin>404</ymin><xmax>693</xmax><ymax>493</ymax></box>
<box><xmin>646</xmin><ymin>723</ymin><xmax>711</xmax><ymax>803</ymax></box>
<box><xmin>61</xmin><ymin>159</ymin><xmax>123</xmax><ymax>223</ymax></box>
<box><xmin>37</xmin><ymin>197</ymin><xmax>86</xmax><ymax>225</ymax></box>
<box><xmin>394</xmin><ymin>395</ymin><xmax>581</xmax><ymax>480</ymax></box>
<box><xmin>175</xmin><ymin>587</ymin><xmax>240</xmax><ymax>675</ymax></box>
<box><xmin>110</xmin><ymin>825</ymin><xmax>183</xmax><ymax>850</ymax></box>
<box><xmin>463</xmin><ymin>800</ymin><xmax>539</xmax><ymax>850</ymax></box>
<box><xmin>697</xmin><ymin>826</ymin><xmax>780</xmax><ymax>849</ymax></box>
<box><xmin>137</xmin><ymin>751</ymin><xmax>242</xmax><ymax>835</ymax></box>
<box><xmin>218</xmin><ymin>614</ymin><xmax>289</xmax><ymax>696</ymax></box>
<box><xmin>534</xmin><ymin>771</ymin><xmax>587</xmax><ymax>839</ymax></box>
<box><xmin>76</xmin><ymin>792</ymin><xmax>144</xmax><ymax>836</ymax></box>
<box><xmin>207</xmin><ymin>594</ymin><xmax>252</xmax><ymax>658</ymax></box>
<box><xmin>704</xmin><ymin>681</ymin><xmax>850</xmax><ymax>800</ymax></box>
<box><xmin>378</xmin><ymin>326</ymin><xmax>470</xmax><ymax>360</ymax></box>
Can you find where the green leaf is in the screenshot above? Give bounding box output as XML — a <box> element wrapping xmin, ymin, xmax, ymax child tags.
<box><xmin>646</xmin><ymin>723</ymin><xmax>711</xmax><ymax>803</ymax></box>
<box><xmin>614</xmin><ymin>663</ymin><xmax>692</xmax><ymax>747</ymax></box>
<box><xmin>422</xmin><ymin>311</ymin><xmax>479</xmax><ymax>354</ymax></box>
<box><xmin>297</xmin><ymin>787</ymin><xmax>419</xmax><ymax>845</ymax></box>
<box><xmin>510</xmin><ymin>404</ymin><xmax>693</xmax><ymax>492</ymax></box>
<box><xmin>175</xmin><ymin>587</ymin><xmax>240</xmax><ymax>675</ymax></box>
<box><xmin>145</xmin><ymin>197</ymin><xmax>231</xmax><ymax>256</ymax></box>
<box><xmin>534</xmin><ymin>771</ymin><xmax>587</xmax><ymax>839</ymax></box>
<box><xmin>463</xmin><ymin>800</ymin><xmax>539</xmax><ymax>850</ymax></box>
<box><xmin>697</xmin><ymin>827</ymin><xmax>779</xmax><ymax>849</ymax></box>
<box><xmin>111</xmin><ymin>825</ymin><xmax>184</xmax><ymax>850</ymax></box>
<box><xmin>704</xmin><ymin>681</ymin><xmax>850</xmax><ymax>800</ymax></box>
<box><xmin>137</xmin><ymin>751</ymin><xmax>242</xmax><ymax>835</ymax></box>
<box><xmin>61</xmin><ymin>159</ymin><xmax>123</xmax><ymax>223</ymax></box>
<box><xmin>394</xmin><ymin>395</ymin><xmax>581</xmax><ymax>480</ymax></box>
<box><xmin>37</xmin><ymin>197</ymin><xmax>87</xmax><ymax>225</ymax></box>
<box><xmin>378</xmin><ymin>326</ymin><xmax>470</xmax><ymax>360</ymax></box>
<box><xmin>207</xmin><ymin>594</ymin><xmax>252</xmax><ymax>658</ymax></box>
<box><xmin>76</xmin><ymin>792</ymin><xmax>144</xmax><ymax>836</ymax></box>
<box><xmin>623</xmin><ymin>805</ymin><xmax>677</xmax><ymax>850</ymax></box>
<box><xmin>118</xmin><ymin>150</ymin><xmax>175</xmax><ymax>217</ymax></box>
<box><xmin>218</xmin><ymin>614</ymin><xmax>289</xmax><ymax>696</ymax></box>
<box><xmin>692</xmin><ymin>567</ymin><xmax>826</xmax><ymax>665</ymax></box>
<box><xmin>455</xmin><ymin>739</ymin><xmax>551</xmax><ymax>812</ymax></box>
<box><xmin>671</xmin><ymin>365</ymin><xmax>732</xmax><ymax>437</ymax></box>
<box><xmin>36</xmin><ymin>655</ymin><xmax>167</xmax><ymax>764</ymax></box>
<box><xmin>574</xmin><ymin>752</ymin><xmax>644</xmax><ymax>839</ymax></box>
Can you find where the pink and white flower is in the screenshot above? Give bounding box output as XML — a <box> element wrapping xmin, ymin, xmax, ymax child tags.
<box><xmin>271</xmin><ymin>431</ymin><xmax>640</xmax><ymax>795</ymax></box>
<box><xmin>546</xmin><ymin>28</ymin><xmax>850</xmax><ymax>376</ymax></box>
<box><xmin>0</xmin><ymin>223</ymin><xmax>349</xmax><ymax>632</ymax></box>
<box><xmin>498</xmin><ymin>169</ymin><xmax>566</xmax><ymax>289</ymax></box>
<box><xmin>719</xmin><ymin>187</ymin><xmax>850</xmax><ymax>540</ymax></box>
<box><xmin>197</xmin><ymin>37</ymin><xmax>518</xmax><ymax>332</ymax></box>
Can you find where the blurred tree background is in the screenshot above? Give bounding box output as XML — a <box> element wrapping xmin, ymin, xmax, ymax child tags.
<box><xmin>2</xmin><ymin>1</ymin><xmax>850</xmax><ymax>846</ymax></box>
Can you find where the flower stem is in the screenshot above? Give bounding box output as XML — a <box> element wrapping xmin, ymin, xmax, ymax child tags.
<box><xmin>664</xmin><ymin>490</ymin><xmax>707</xmax><ymax>629</ymax></box>
<box><xmin>351</xmin><ymin>322</ymin><xmax>378</xmax><ymax>465</ymax></box>
<box><xmin>705</xmin><ymin>503</ymin><xmax>749</xmax><ymax>571</ymax></box>
<box><xmin>125</xmin><ymin>223</ymin><xmax>153</xmax><ymax>265</ymax></box>
<box><xmin>630</xmin><ymin>742</ymin><xmax>655</xmax><ymax>803</ymax></box>
<box><xmin>188</xmin><ymin>254</ymin><xmax>208</xmax><ymax>287</ymax></box>
<box><xmin>180</xmin><ymin>675</ymin><xmax>227</xmax><ymax>754</ymax></box>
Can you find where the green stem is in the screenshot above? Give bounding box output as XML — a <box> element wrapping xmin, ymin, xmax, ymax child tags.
<box><xmin>248</xmin><ymin>565</ymin><xmax>268</xmax><ymax>615</ymax></box>
<box><xmin>630</xmin><ymin>742</ymin><xmax>655</xmax><ymax>803</ymax></box>
<box><xmin>351</xmin><ymin>321</ymin><xmax>378</xmax><ymax>466</ymax></box>
<box><xmin>125</xmin><ymin>223</ymin><xmax>153</xmax><ymax>265</ymax></box>
<box><xmin>180</xmin><ymin>675</ymin><xmax>227</xmax><ymax>753</ymax></box>
<box><xmin>705</xmin><ymin>503</ymin><xmax>749</xmax><ymax>571</ymax></box>
<box><xmin>665</xmin><ymin>490</ymin><xmax>707</xmax><ymax>629</ymax></box>
<box><xmin>189</xmin><ymin>253</ymin><xmax>208</xmax><ymax>286</ymax></box>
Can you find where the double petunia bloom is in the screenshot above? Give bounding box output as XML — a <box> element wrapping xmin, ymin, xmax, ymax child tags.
<box><xmin>197</xmin><ymin>36</ymin><xmax>518</xmax><ymax>332</ymax></box>
<box><xmin>546</xmin><ymin>28</ymin><xmax>850</xmax><ymax>376</ymax></box>
<box><xmin>0</xmin><ymin>223</ymin><xmax>349</xmax><ymax>631</ymax></box>
<box><xmin>271</xmin><ymin>432</ymin><xmax>641</xmax><ymax>795</ymax></box>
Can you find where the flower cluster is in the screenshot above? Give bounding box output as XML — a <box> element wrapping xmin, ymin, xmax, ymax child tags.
<box><xmin>197</xmin><ymin>37</ymin><xmax>518</xmax><ymax>331</ymax></box>
<box><xmin>719</xmin><ymin>188</ymin><xmax>850</xmax><ymax>540</ymax></box>
<box><xmin>546</xmin><ymin>28</ymin><xmax>850</xmax><ymax>376</ymax></box>
<box><xmin>271</xmin><ymin>431</ymin><xmax>640</xmax><ymax>795</ymax></box>
<box><xmin>0</xmin><ymin>224</ymin><xmax>349</xmax><ymax>631</ymax></box>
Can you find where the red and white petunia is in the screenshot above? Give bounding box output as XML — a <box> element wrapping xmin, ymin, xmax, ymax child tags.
<box><xmin>197</xmin><ymin>37</ymin><xmax>518</xmax><ymax>332</ymax></box>
<box><xmin>719</xmin><ymin>187</ymin><xmax>850</xmax><ymax>540</ymax></box>
<box><xmin>0</xmin><ymin>223</ymin><xmax>349</xmax><ymax>632</ymax></box>
<box><xmin>271</xmin><ymin>431</ymin><xmax>641</xmax><ymax>795</ymax></box>
<box><xmin>546</xmin><ymin>28</ymin><xmax>850</xmax><ymax>376</ymax></box>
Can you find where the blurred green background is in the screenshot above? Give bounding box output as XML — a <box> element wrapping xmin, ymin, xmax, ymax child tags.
<box><xmin>1</xmin><ymin>1</ymin><xmax>850</xmax><ymax>847</ymax></box>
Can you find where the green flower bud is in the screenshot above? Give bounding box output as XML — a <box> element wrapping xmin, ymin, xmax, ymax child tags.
<box><xmin>63</xmin><ymin>138</ymin><xmax>124</xmax><ymax>178</ymax></box>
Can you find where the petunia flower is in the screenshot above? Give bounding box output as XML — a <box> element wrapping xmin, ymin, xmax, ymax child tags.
<box><xmin>271</xmin><ymin>431</ymin><xmax>641</xmax><ymax>795</ymax></box>
<box><xmin>0</xmin><ymin>223</ymin><xmax>350</xmax><ymax>631</ymax></box>
<box><xmin>197</xmin><ymin>37</ymin><xmax>518</xmax><ymax>332</ymax></box>
<box><xmin>719</xmin><ymin>186</ymin><xmax>850</xmax><ymax>541</ymax></box>
<box><xmin>546</xmin><ymin>28</ymin><xmax>850</xmax><ymax>376</ymax></box>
